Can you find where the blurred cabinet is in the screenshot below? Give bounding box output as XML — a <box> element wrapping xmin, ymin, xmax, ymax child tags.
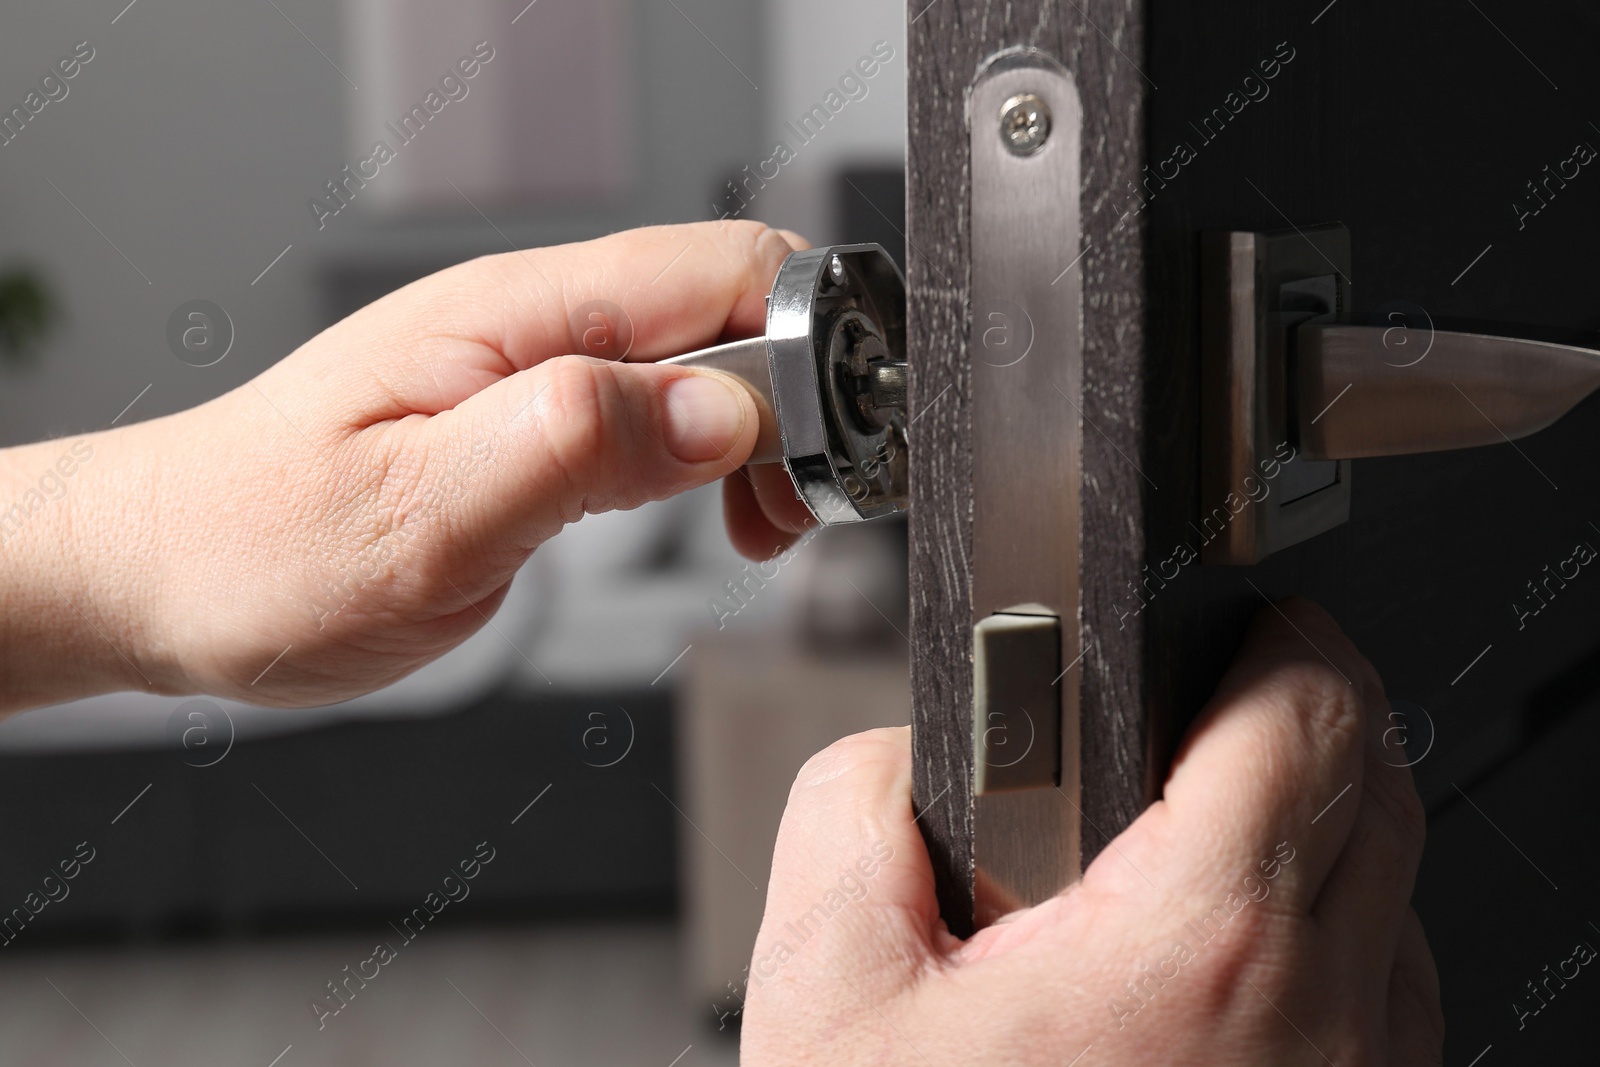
<box><xmin>676</xmin><ymin>633</ymin><xmax>908</xmax><ymax>1019</ymax></box>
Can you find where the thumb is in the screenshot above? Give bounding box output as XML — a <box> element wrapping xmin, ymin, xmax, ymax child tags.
<box><xmin>746</xmin><ymin>729</ymin><xmax>942</xmax><ymax>1007</ymax></box>
<box><xmin>435</xmin><ymin>353</ymin><xmax>759</xmax><ymax>554</ymax></box>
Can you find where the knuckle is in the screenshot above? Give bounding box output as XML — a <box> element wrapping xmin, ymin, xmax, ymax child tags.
<box><xmin>1366</xmin><ymin>770</ymin><xmax>1429</xmax><ymax>863</ymax></box>
<box><xmin>720</xmin><ymin>217</ymin><xmax>775</xmax><ymax>247</ymax></box>
<box><xmin>720</xmin><ymin>219</ymin><xmax>793</xmax><ymax>273</ymax></box>
<box><xmin>1190</xmin><ymin>927</ymin><xmax>1302</xmax><ymax>1024</ymax></box>
<box><xmin>529</xmin><ymin>356</ymin><xmax>617</xmax><ymax>513</ymax></box>
<box><xmin>1343</xmin><ymin>817</ymin><xmax>1412</xmax><ymax>897</ymax></box>
<box><xmin>1217</xmin><ymin>906</ymin><xmax>1298</xmax><ymax>978</ymax></box>
<box><xmin>404</xmin><ymin>254</ymin><xmax>507</xmax><ymax>325</ymax></box>
<box><xmin>1257</xmin><ymin>659</ymin><xmax>1366</xmax><ymax>753</ymax></box>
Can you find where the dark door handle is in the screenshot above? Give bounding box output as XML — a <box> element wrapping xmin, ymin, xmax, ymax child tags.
<box><xmin>1296</xmin><ymin>324</ymin><xmax>1600</xmax><ymax>461</ymax></box>
<box><xmin>1201</xmin><ymin>223</ymin><xmax>1600</xmax><ymax>564</ymax></box>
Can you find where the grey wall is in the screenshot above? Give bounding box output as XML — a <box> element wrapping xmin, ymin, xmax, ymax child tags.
<box><xmin>0</xmin><ymin>0</ymin><xmax>905</xmax><ymax>447</ymax></box>
<box><xmin>0</xmin><ymin>0</ymin><xmax>348</xmax><ymax>441</ymax></box>
<box><xmin>753</xmin><ymin>0</ymin><xmax>907</xmax><ymax>246</ymax></box>
<box><xmin>0</xmin><ymin>0</ymin><xmax>783</xmax><ymax>445</ymax></box>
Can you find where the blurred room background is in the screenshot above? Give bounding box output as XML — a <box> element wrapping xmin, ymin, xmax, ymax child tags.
<box><xmin>0</xmin><ymin>1</ymin><xmax>909</xmax><ymax>1062</ymax></box>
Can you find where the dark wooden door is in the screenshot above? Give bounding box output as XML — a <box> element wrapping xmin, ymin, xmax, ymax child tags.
<box><xmin>907</xmin><ymin>1</ymin><xmax>1600</xmax><ymax>1057</ymax></box>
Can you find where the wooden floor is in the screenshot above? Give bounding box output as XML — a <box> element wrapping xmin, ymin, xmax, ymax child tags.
<box><xmin>0</xmin><ymin>923</ymin><xmax>737</xmax><ymax>1067</ymax></box>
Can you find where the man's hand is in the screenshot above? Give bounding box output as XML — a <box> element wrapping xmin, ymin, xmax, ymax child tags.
<box><xmin>743</xmin><ymin>598</ymin><xmax>1443</xmax><ymax>1066</ymax></box>
<box><xmin>0</xmin><ymin>221</ymin><xmax>818</xmax><ymax>711</ymax></box>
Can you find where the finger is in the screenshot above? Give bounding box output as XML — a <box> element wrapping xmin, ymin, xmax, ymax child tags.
<box><xmin>419</xmin><ymin>356</ymin><xmax>758</xmax><ymax>578</ymax></box>
<box><xmin>747</xmin><ymin>462</ymin><xmax>817</xmax><ymax>537</ymax></box>
<box><xmin>1385</xmin><ymin>909</ymin><xmax>1445</xmax><ymax>1065</ymax></box>
<box><xmin>723</xmin><ymin>471</ymin><xmax>804</xmax><ymax>561</ymax></box>
<box><xmin>1130</xmin><ymin>597</ymin><xmax>1377</xmax><ymax>912</ymax></box>
<box><xmin>775</xmin><ymin>228</ymin><xmax>813</xmax><ymax>251</ymax></box>
<box><xmin>1312</xmin><ymin>678</ymin><xmax>1427</xmax><ymax>976</ymax></box>
<box><xmin>748</xmin><ymin>728</ymin><xmax>941</xmax><ymax>998</ymax></box>
<box><xmin>303</xmin><ymin>220</ymin><xmax>799</xmax><ymax>421</ymax></box>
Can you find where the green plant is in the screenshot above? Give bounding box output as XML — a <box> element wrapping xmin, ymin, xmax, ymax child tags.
<box><xmin>0</xmin><ymin>269</ymin><xmax>56</xmax><ymax>367</ymax></box>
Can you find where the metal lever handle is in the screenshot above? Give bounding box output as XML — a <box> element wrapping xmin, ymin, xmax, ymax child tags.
<box><xmin>1297</xmin><ymin>325</ymin><xmax>1600</xmax><ymax>461</ymax></box>
<box><xmin>664</xmin><ymin>337</ymin><xmax>907</xmax><ymax>468</ymax></box>
<box><xmin>663</xmin><ymin>337</ymin><xmax>781</xmax><ymax>463</ymax></box>
<box><xmin>1199</xmin><ymin>222</ymin><xmax>1600</xmax><ymax>564</ymax></box>
<box><xmin>657</xmin><ymin>243</ymin><xmax>910</xmax><ymax>526</ymax></box>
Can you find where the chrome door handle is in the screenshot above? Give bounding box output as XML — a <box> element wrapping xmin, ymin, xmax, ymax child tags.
<box><xmin>663</xmin><ymin>336</ymin><xmax>779</xmax><ymax>458</ymax></box>
<box><xmin>1296</xmin><ymin>324</ymin><xmax>1600</xmax><ymax>461</ymax></box>
<box><xmin>663</xmin><ymin>243</ymin><xmax>908</xmax><ymax>525</ymax></box>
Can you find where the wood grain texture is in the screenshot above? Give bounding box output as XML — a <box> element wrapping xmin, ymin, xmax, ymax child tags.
<box><xmin>907</xmin><ymin>0</ymin><xmax>1150</xmax><ymax>934</ymax></box>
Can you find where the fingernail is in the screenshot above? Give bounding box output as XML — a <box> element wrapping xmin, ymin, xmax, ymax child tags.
<box><xmin>663</xmin><ymin>374</ymin><xmax>748</xmax><ymax>463</ymax></box>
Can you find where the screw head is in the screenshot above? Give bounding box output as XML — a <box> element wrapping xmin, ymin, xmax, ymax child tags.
<box><xmin>828</xmin><ymin>254</ymin><xmax>848</xmax><ymax>287</ymax></box>
<box><xmin>999</xmin><ymin>93</ymin><xmax>1051</xmax><ymax>155</ymax></box>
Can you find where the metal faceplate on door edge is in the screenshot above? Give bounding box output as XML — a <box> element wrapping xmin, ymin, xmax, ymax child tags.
<box><xmin>968</xmin><ymin>49</ymin><xmax>1084</xmax><ymax>926</ymax></box>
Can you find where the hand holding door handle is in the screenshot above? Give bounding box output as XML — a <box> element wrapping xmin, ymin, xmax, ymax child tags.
<box><xmin>664</xmin><ymin>243</ymin><xmax>909</xmax><ymax>526</ymax></box>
